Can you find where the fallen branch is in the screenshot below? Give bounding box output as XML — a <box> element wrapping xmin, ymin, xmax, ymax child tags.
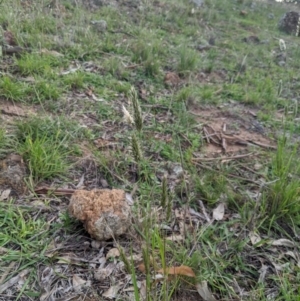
<box><xmin>34</xmin><ymin>186</ymin><xmax>75</xmax><ymax>196</ymax></box>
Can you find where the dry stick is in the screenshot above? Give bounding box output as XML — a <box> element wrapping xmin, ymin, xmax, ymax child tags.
<box><xmin>192</xmin><ymin>152</ymin><xmax>255</xmax><ymax>162</ymax></box>
<box><xmin>221</xmin><ymin>134</ymin><xmax>248</xmax><ymax>145</ymax></box>
<box><xmin>247</xmin><ymin>140</ymin><xmax>277</xmax><ymax>150</ymax></box>
<box><xmin>178</xmin><ymin>132</ymin><xmax>193</xmax><ymax>147</ymax></box>
<box><xmin>204</xmin><ymin>126</ymin><xmax>221</xmax><ymax>145</ymax></box>
<box><xmin>202</xmin><ymin>126</ymin><xmax>211</xmax><ymax>143</ymax></box>
<box><xmin>221</xmin><ymin>133</ymin><xmax>227</xmax><ymax>153</ymax></box>
<box><xmin>198</xmin><ymin>200</ymin><xmax>211</xmax><ymax>222</ymax></box>
<box><xmin>235</xmin><ymin>162</ymin><xmax>262</xmax><ymax>177</ymax></box>
<box><xmin>34</xmin><ymin>187</ymin><xmax>75</xmax><ymax>196</ymax></box>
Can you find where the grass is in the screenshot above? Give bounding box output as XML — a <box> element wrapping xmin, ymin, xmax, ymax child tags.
<box><xmin>1</xmin><ymin>0</ymin><xmax>300</xmax><ymax>300</ymax></box>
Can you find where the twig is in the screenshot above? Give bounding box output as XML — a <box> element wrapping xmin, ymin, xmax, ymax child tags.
<box><xmin>203</xmin><ymin>126</ymin><xmax>211</xmax><ymax>143</ymax></box>
<box><xmin>221</xmin><ymin>134</ymin><xmax>227</xmax><ymax>153</ymax></box>
<box><xmin>247</xmin><ymin>140</ymin><xmax>277</xmax><ymax>150</ymax></box>
<box><xmin>34</xmin><ymin>186</ymin><xmax>75</xmax><ymax>196</ymax></box>
<box><xmin>203</xmin><ymin>125</ymin><xmax>220</xmax><ymax>145</ymax></box>
<box><xmin>179</xmin><ymin>132</ymin><xmax>193</xmax><ymax>147</ymax></box>
<box><xmin>198</xmin><ymin>200</ymin><xmax>211</xmax><ymax>222</ymax></box>
<box><xmin>223</xmin><ymin>123</ymin><xmax>227</xmax><ymax>132</ymax></box>
<box><xmin>192</xmin><ymin>152</ymin><xmax>255</xmax><ymax>162</ymax></box>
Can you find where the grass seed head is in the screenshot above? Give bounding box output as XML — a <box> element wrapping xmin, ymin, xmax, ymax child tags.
<box><xmin>122</xmin><ymin>104</ymin><xmax>134</xmax><ymax>125</ymax></box>
<box><xmin>129</xmin><ymin>87</ymin><xmax>143</xmax><ymax>132</ymax></box>
<box><xmin>131</xmin><ymin>133</ymin><xmax>143</xmax><ymax>162</ymax></box>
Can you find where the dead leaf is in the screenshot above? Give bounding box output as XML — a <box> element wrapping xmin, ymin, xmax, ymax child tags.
<box><xmin>4</xmin><ymin>31</ymin><xmax>17</xmax><ymax>46</ymax></box>
<box><xmin>157</xmin><ymin>265</ymin><xmax>195</xmax><ymax>277</ymax></box>
<box><xmin>72</xmin><ymin>274</ymin><xmax>86</xmax><ymax>292</ymax></box>
<box><xmin>164</xmin><ymin>72</ymin><xmax>180</xmax><ymax>87</ymax></box>
<box><xmin>125</xmin><ymin>193</ymin><xmax>134</xmax><ymax>205</ymax></box>
<box><xmin>271</xmin><ymin>261</ymin><xmax>290</xmax><ymax>271</ymax></box>
<box><xmin>85</xmin><ymin>88</ymin><xmax>93</xmax><ymax>97</ymax></box>
<box><xmin>0</xmin><ymin>189</ymin><xmax>11</xmax><ymax>201</ymax></box>
<box><xmin>106</xmin><ymin>248</ymin><xmax>120</xmax><ymax>259</ymax></box>
<box><xmin>213</xmin><ymin>203</ymin><xmax>225</xmax><ymax>221</ymax></box>
<box><xmin>138</xmin><ymin>263</ymin><xmax>146</xmax><ymax>274</ymax></box>
<box><xmin>126</xmin><ymin>254</ymin><xmax>143</xmax><ymax>263</ymax></box>
<box><xmin>165</xmin><ymin>234</ymin><xmax>184</xmax><ymax>241</ymax></box>
<box><xmin>285</xmin><ymin>251</ymin><xmax>298</xmax><ymax>260</ymax></box>
<box><xmin>271</xmin><ymin>239</ymin><xmax>294</xmax><ymax>248</ymax></box>
<box><xmin>196</xmin><ymin>281</ymin><xmax>217</xmax><ymax>301</ymax></box>
<box><xmin>102</xmin><ymin>285</ymin><xmax>120</xmax><ymax>299</ymax></box>
<box><xmin>94</xmin><ymin>265</ymin><xmax>114</xmax><ymax>281</ymax></box>
<box><xmin>249</xmin><ymin>232</ymin><xmax>261</xmax><ymax>245</ymax></box>
<box><xmin>91</xmin><ymin>240</ymin><xmax>102</xmax><ymax>249</ymax></box>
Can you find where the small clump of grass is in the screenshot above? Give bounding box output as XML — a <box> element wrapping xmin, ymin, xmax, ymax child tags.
<box><xmin>62</xmin><ymin>71</ymin><xmax>86</xmax><ymax>90</ymax></box>
<box><xmin>0</xmin><ymin>76</ymin><xmax>31</xmax><ymax>102</ymax></box>
<box><xmin>132</xmin><ymin>39</ymin><xmax>163</xmax><ymax>76</ymax></box>
<box><xmin>18</xmin><ymin>134</ymin><xmax>70</xmax><ymax>182</ymax></box>
<box><xmin>261</xmin><ymin>138</ymin><xmax>300</xmax><ymax>227</ymax></box>
<box><xmin>15</xmin><ymin>115</ymin><xmax>89</xmax><ymax>143</ymax></box>
<box><xmin>0</xmin><ymin>128</ymin><xmax>15</xmax><ymax>159</ymax></box>
<box><xmin>16</xmin><ymin>53</ymin><xmax>63</xmax><ymax>77</ymax></box>
<box><xmin>104</xmin><ymin>56</ymin><xmax>126</xmax><ymax>77</ymax></box>
<box><xmin>33</xmin><ymin>80</ymin><xmax>62</xmax><ymax>102</ymax></box>
<box><xmin>0</xmin><ymin>200</ymin><xmax>51</xmax><ymax>291</ymax></box>
<box><xmin>15</xmin><ymin>116</ymin><xmax>89</xmax><ymax>183</ymax></box>
<box><xmin>177</xmin><ymin>46</ymin><xmax>198</xmax><ymax>75</ymax></box>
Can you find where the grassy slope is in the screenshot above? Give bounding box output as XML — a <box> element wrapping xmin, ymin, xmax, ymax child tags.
<box><xmin>1</xmin><ymin>0</ymin><xmax>300</xmax><ymax>300</ymax></box>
